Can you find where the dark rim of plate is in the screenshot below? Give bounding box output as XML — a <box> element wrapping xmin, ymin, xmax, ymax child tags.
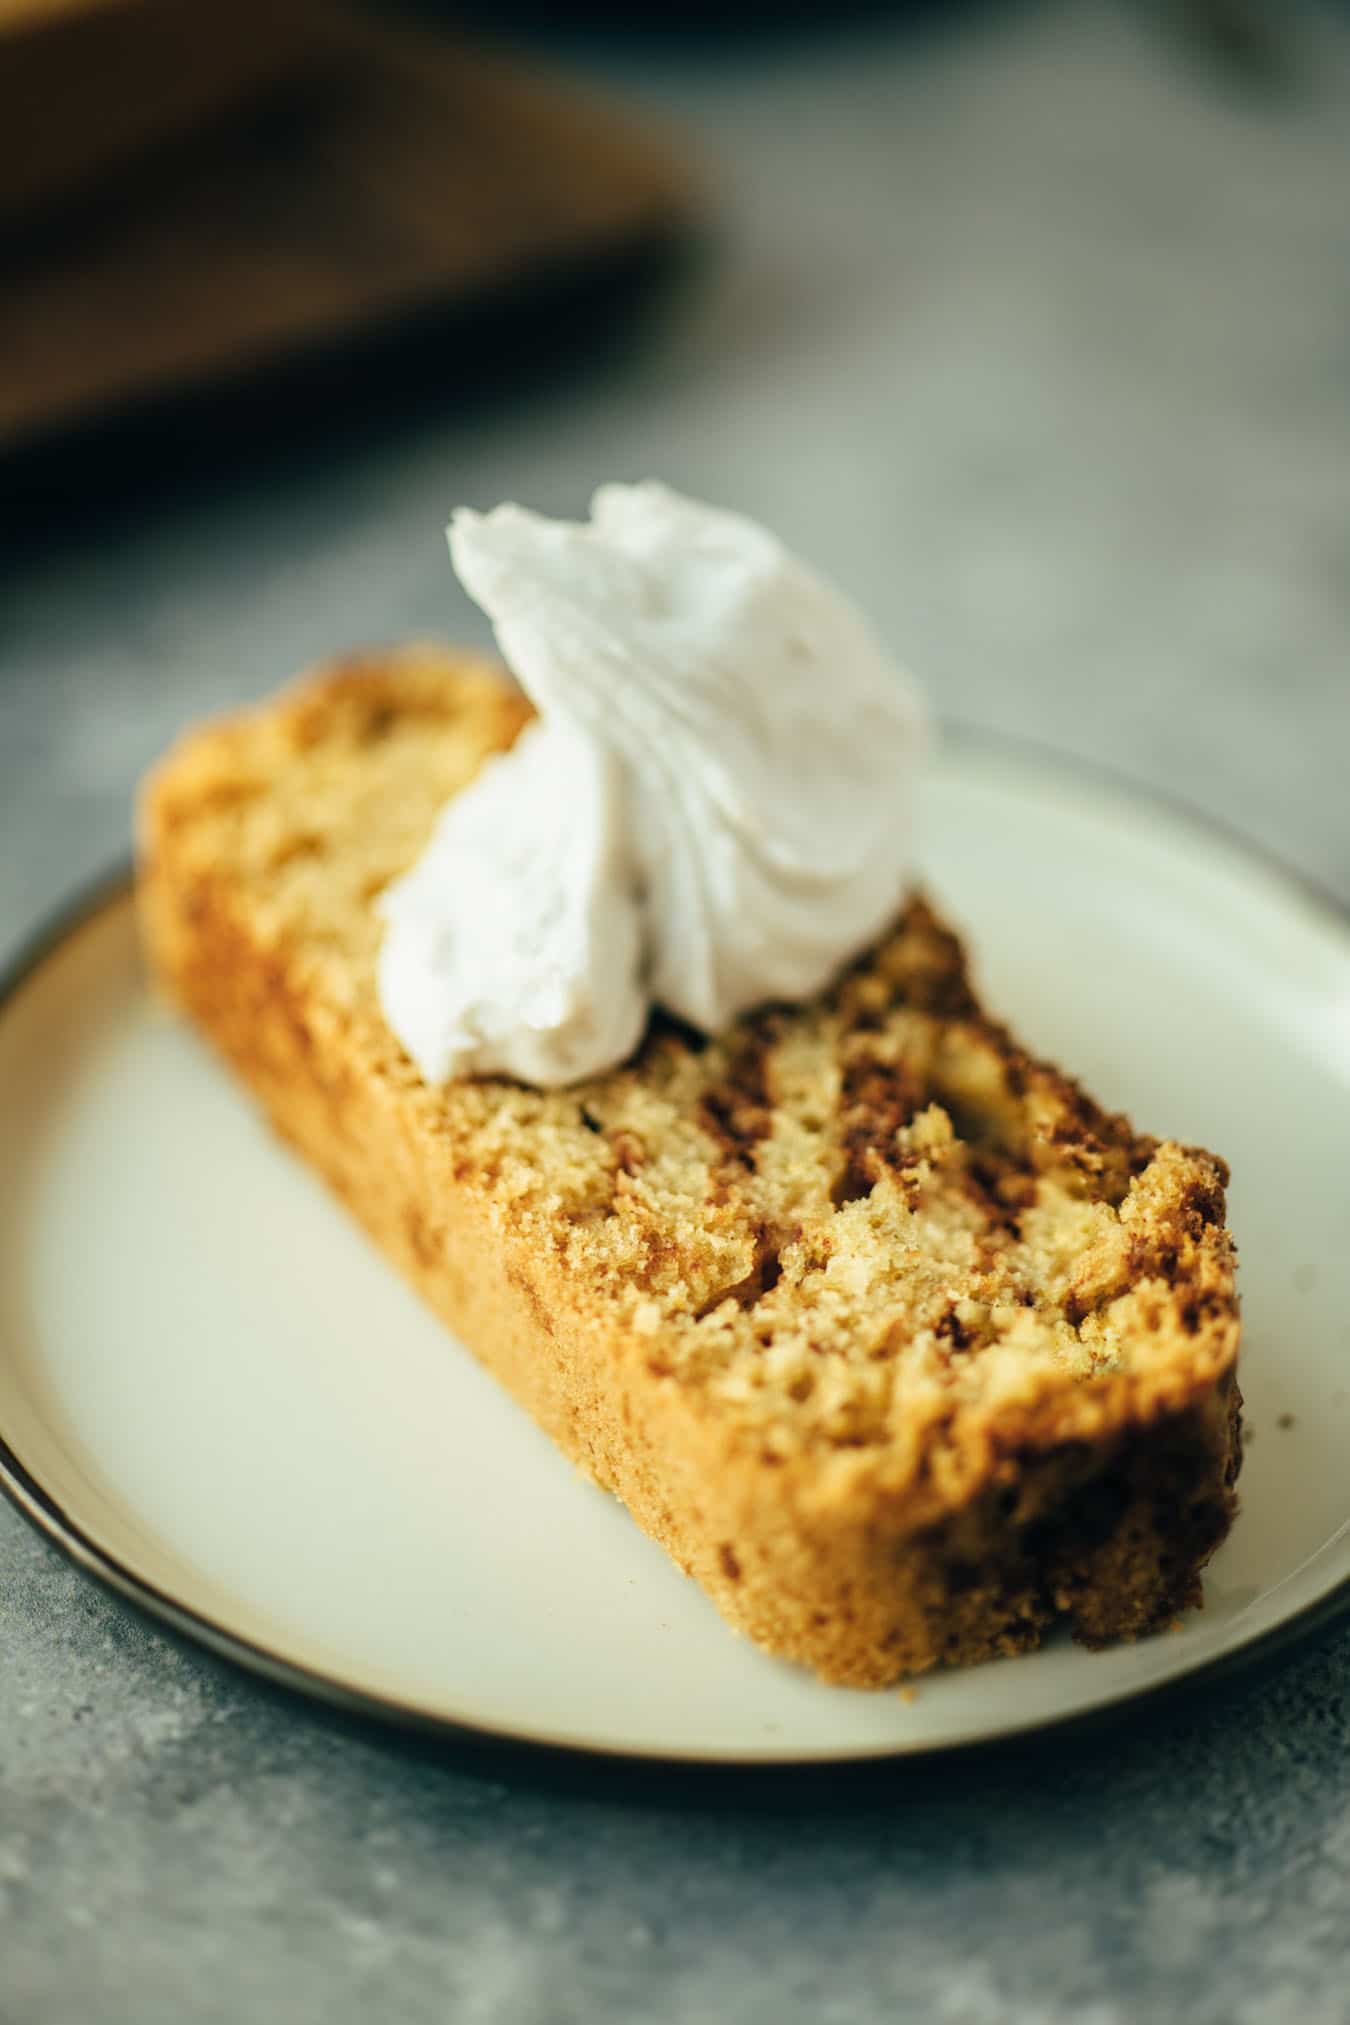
<box><xmin>1</xmin><ymin>724</ymin><xmax>1348</xmax><ymax>1785</ymax></box>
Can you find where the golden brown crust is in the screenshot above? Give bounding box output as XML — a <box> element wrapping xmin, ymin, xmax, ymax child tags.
<box><xmin>137</xmin><ymin>644</ymin><xmax>1242</xmax><ymax>1686</ymax></box>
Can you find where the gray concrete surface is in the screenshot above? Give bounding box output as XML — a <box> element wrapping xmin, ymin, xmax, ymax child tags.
<box><xmin>2</xmin><ymin>3</ymin><xmax>1349</xmax><ymax>2019</ymax></box>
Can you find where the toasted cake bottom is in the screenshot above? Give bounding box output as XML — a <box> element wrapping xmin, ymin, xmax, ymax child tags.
<box><xmin>137</xmin><ymin>651</ymin><xmax>1242</xmax><ymax>1686</ymax></box>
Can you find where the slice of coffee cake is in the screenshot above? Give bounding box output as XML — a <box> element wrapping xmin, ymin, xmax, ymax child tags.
<box><xmin>138</xmin><ymin>646</ymin><xmax>1241</xmax><ymax>1685</ymax></box>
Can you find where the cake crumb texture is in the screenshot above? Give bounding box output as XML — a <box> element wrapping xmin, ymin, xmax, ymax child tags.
<box><xmin>138</xmin><ymin>644</ymin><xmax>1242</xmax><ymax>1686</ymax></box>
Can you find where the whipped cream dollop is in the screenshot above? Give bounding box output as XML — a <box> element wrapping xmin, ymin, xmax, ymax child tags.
<box><xmin>377</xmin><ymin>482</ymin><xmax>926</xmax><ymax>1088</ymax></box>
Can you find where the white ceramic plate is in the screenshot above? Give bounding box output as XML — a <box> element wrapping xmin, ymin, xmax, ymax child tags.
<box><xmin>3</xmin><ymin>738</ymin><xmax>1349</xmax><ymax>1766</ymax></box>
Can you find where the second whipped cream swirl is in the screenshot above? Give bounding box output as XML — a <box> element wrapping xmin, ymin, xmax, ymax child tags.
<box><xmin>378</xmin><ymin>481</ymin><xmax>927</xmax><ymax>1088</ymax></box>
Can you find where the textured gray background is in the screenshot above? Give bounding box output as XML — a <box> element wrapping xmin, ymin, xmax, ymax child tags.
<box><xmin>3</xmin><ymin>3</ymin><xmax>1349</xmax><ymax>2019</ymax></box>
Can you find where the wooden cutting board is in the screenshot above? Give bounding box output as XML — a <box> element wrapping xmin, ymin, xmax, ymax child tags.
<box><xmin>0</xmin><ymin>0</ymin><xmax>311</xmax><ymax>232</ymax></box>
<box><xmin>0</xmin><ymin>4</ymin><xmax>695</xmax><ymax>455</ymax></box>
